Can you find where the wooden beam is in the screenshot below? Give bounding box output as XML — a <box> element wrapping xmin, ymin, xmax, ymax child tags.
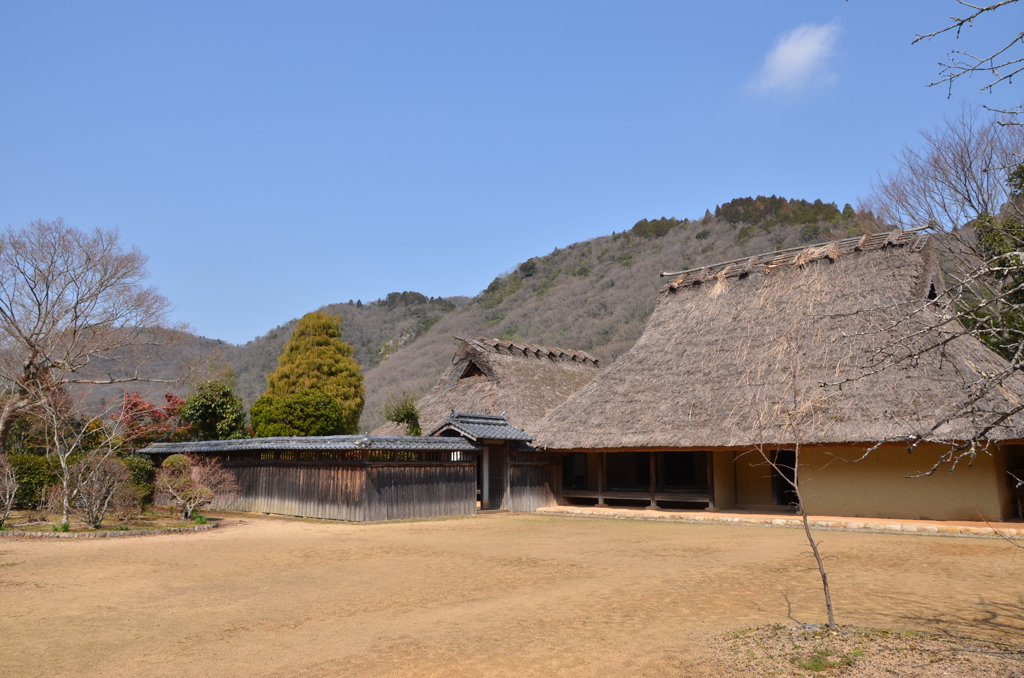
<box><xmin>482</xmin><ymin>448</ymin><xmax>490</xmax><ymax>509</ymax></box>
<box><xmin>596</xmin><ymin>452</ymin><xmax>607</xmax><ymax>507</ymax></box>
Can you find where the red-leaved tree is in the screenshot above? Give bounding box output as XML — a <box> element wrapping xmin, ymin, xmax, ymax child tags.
<box><xmin>111</xmin><ymin>392</ymin><xmax>192</xmax><ymax>453</ymax></box>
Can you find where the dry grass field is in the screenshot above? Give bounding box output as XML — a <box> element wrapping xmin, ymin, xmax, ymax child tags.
<box><xmin>1</xmin><ymin>512</ymin><xmax>1022</xmax><ymax>677</ymax></box>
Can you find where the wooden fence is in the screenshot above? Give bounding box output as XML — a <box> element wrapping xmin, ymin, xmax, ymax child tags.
<box><xmin>210</xmin><ymin>460</ymin><xmax>477</xmax><ymax>522</ymax></box>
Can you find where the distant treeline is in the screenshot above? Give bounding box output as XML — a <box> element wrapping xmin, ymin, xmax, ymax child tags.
<box><xmin>630</xmin><ymin>217</ymin><xmax>688</xmax><ymax>239</ymax></box>
<box><xmin>715</xmin><ymin>196</ymin><xmax>854</xmax><ymax>227</ymax></box>
<box><xmin>379</xmin><ymin>291</ymin><xmax>455</xmax><ymax>311</ymax></box>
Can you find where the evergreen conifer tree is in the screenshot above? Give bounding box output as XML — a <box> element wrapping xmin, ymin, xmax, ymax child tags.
<box><xmin>265</xmin><ymin>312</ymin><xmax>364</xmax><ymax>433</ymax></box>
<box><xmin>250</xmin><ymin>390</ymin><xmax>345</xmax><ymax>438</ymax></box>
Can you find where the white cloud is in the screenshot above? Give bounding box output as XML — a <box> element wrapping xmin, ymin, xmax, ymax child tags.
<box><xmin>748</xmin><ymin>22</ymin><xmax>840</xmax><ymax>96</ymax></box>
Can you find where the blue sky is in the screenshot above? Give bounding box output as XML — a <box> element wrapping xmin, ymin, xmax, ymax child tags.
<box><xmin>1</xmin><ymin>1</ymin><xmax>1020</xmax><ymax>344</ymax></box>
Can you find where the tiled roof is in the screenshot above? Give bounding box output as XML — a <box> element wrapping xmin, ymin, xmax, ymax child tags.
<box><xmin>428</xmin><ymin>411</ymin><xmax>533</xmax><ymax>441</ymax></box>
<box><xmin>141</xmin><ymin>435</ymin><xmax>482</xmax><ymax>455</ymax></box>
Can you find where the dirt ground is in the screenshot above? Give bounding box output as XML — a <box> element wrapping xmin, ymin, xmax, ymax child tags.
<box><xmin>1</xmin><ymin>512</ymin><xmax>1022</xmax><ymax>677</ymax></box>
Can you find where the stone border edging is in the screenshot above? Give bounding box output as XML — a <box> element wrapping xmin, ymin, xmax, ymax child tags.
<box><xmin>0</xmin><ymin>522</ymin><xmax>219</xmax><ymax>539</ymax></box>
<box><xmin>535</xmin><ymin>506</ymin><xmax>1021</xmax><ymax>538</ymax></box>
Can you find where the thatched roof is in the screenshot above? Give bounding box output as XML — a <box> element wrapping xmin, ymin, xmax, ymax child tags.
<box><xmin>373</xmin><ymin>337</ymin><xmax>600</xmax><ymax>435</ymax></box>
<box><xmin>531</xmin><ymin>230</ymin><xmax>1024</xmax><ymax>450</ymax></box>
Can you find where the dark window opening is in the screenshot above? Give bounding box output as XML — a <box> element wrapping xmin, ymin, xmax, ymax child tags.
<box><xmin>460</xmin><ymin>361</ymin><xmax>486</xmax><ymax>379</ymax></box>
<box><xmin>606</xmin><ymin>452</ymin><xmax>651</xmax><ymax>491</ymax></box>
<box><xmin>563</xmin><ymin>453</ymin><xmax>588</xmax><ymax>490</ymax></box>
<box><xmin>773</xmin><ymin>450</ymin><xmax>799</xmax><ymax>507</ymax></box>
<box><xmin>659</xmin><ymin>451</ymin><xmax>708</xmax><ymax>491</ymax></box>
<box><xmin>927</xmin><ymin>282</ymin><xmax>938</xmax><ymax>301</ymax></box>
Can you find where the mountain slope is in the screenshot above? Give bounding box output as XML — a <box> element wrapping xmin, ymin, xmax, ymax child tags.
<box><xmin>355</xmin><ymin>211</ymin><xmax>864</xmax><ymax>430</ymax></box>
<box><xmin>220</xmin><ymin>198</ymin><xmax>866</xmax><ymax>431</ymax></box>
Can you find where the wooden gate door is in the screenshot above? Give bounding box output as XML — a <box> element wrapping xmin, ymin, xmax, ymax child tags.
<box><xmin>481</xmin><ymin>445</ymin><xmax>506</xmax><ymax>510</ymax></box>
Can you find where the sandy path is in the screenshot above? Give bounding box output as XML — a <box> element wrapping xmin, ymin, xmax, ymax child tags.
<box><xmin>1</xmin><ymin>513</ymin><xmax>1021</xmax><ymax>677</ymax></box>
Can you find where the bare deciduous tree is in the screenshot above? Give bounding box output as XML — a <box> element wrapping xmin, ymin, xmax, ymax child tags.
<box><xmin>855</xmin><ymin>111</ymin><xmax>1024</xmax><ymax>492</ymax></box>
<box><xmin>72</xmin><ymin>455</ymin><xmax>132</xmax><ymax>529</ymax></box>
<box><xmin>863</xmin><ymin>107</ymin><xmax>1023</xmax><ymax>234</ymax></box>
<box><xmin>0</xmin><ymin>455</ymin><xmax>17</xmax><ymax>528</ymax></box>
<box><xmin>0</xmin><ymin>219</ymin><xmax>179</xmax><ymax>455</ymax></box>
<box><xmin>155</xmin><ymin>453</ymin><xmax>237</xmax><ymax>520</ymax></box>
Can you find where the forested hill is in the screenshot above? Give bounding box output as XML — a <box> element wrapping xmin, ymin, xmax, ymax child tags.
<box><xmin>222</xmin><ymin>196</ymin><xmax>868</xmax><ymax>430</ymax></box>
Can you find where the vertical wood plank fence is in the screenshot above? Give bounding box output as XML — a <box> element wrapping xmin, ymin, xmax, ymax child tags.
<box><xmin>507</xmin><ymin>451</ymin><xmax>562</xmax><ymax>512</ymax></box>
<box><xmin>211</xmin><ymin>461</ymin><xmax>477</xmax><ymax>522</ymax></box>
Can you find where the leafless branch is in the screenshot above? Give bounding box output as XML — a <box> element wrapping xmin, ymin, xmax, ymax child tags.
<box><xmin>914</xmin><ymin>1</ymin><xmax>1024</xmax><ymax>115</ymax></box>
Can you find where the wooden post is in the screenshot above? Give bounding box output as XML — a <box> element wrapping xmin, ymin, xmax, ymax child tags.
<box><xmin>482</xmin><ymin>448</ymin><xmax>490</xmax><ymax>509</ymax></box>
<box><xmin>706</xmin><ymin>451</ymin><xmax>716</xmax><ymax>511</ymax></box>
<box><xmin>649</xmin><ymin>452</ymin><xmax>658</xmax><ymax>509</ymax></box>
<box><xmin>596</xmin><ymin>452</ymin><xmax>607</xmax><ymax>507</ymax></box>
<box><xmin>504</xmin><ymin>446</ymin><xmax>511</xmax><ymax>511</ymax></box>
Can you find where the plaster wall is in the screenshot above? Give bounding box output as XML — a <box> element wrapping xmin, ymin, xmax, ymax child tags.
<box><xmin>734</xmin><ymin>451</ymin><xmax>773</xmax><ymax>507</ymax></box>
<box><xmin>710</xmin><ymin>450</ymin><xmax>737</xmax><ymax>509</ymax></box>
<box><xmin>794</xmin><ymin>444</ymin><xmax>1011</xmax><ymax>521</ymax></box>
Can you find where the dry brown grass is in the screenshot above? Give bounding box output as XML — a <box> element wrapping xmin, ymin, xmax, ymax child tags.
<box><xmin>1</xmin><ymin>512</ymin><xmax>1021</xmax><ymax>677</ymax></box>
<box><xmin>722</xmin><ymin>624</ymin><xmax>1024</xmax><ymax>676</ymax></box>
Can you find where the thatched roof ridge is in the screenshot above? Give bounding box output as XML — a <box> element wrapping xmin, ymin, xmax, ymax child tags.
<box><xmin>532</xmin><ymin>231</ymin><xmax>1024</xmax><ymax>450</ymax></box>
<box><xmin>372</xmin><ymin>336</ymin><xmax>600</xmax><ymax>436</ymax></box>
<box><xmin>660</xmin><ymin>227</ymin><xmax>929</xmax><ymax>291</ymax></box>
<box><xmin>456</xmin><ymin>336</ymin><xmax>600</xmax><ymax>366</ymax></box>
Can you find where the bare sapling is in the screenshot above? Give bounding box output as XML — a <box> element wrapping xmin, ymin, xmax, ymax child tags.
<box><xmin>155</xmin><ymin>453</ymin><xmax>237</xmax><ymax>520</ymax></box>
<box><xmin>748</xmin><ymin>329</ymin><xmax>836</xmax><ymax>629</ymax></box>
<box><xmin>0</xmin><ymin>455</ymin><xmax>18</xmax><ymax>528</ymax></box>
<box><xmin>732</xmin><ymin>260</ymin><xmax>855</xmax><ymax>630</ymax></box>
<box><xmin>73</xmin><ymin>456</ymin><xmax>132</xmax><ymax>529</ymax></box>
<box><xmin>38</xmin><ymin>389</ymin><xmax>125</xmax><ymax>527</ymax></box>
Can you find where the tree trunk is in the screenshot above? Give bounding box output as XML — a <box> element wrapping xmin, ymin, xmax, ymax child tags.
<box><xmin>793</xmin><ymin>441</ymin><xmax>836</xmax><ymax>628</ymax></box>
<box><xmin>799</xmin><ymin>505</ymin><xmax>836</xmax><ymax>628</ymax></box>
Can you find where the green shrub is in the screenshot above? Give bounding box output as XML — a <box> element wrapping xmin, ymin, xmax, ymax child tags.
<box><xmin>8</xmin><ymin>454</ymin><xmax>57</xmax><ymax>508</ymax></box>
<box><xmin>120</xmin><ymin>455</ymin><xmax>156</xmax><ymax>504</ymax></box>
<box><xmin>193</xmin><ymin>514</ymin><xmax>208</xmax><ymax>525</ymax></box>
<box><xmin>378</xmin><ymin>391</ymin><xmax>421</xmax><ymax>436</ymax></box>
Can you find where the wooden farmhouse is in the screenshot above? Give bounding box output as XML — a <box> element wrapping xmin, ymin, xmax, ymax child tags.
<box><xmin>145</xmin><ymin>229</ymin><xmax>1024</xmax><ymax>523</ymax></box>
<box><xmin>530</xmin><ymin>229</ymin><xmax>1024</xmax><ymax>521</ymax></box>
